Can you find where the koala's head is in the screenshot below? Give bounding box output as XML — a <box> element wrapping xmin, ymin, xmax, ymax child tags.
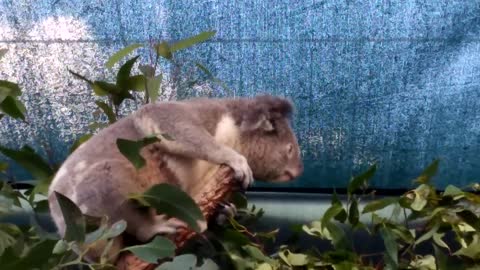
<box><xmin>231</xmin><ymin>94</ymin><xmax>304</xmax><ymax>182</ymax></box>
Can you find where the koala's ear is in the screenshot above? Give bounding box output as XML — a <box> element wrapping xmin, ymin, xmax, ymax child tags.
<box><xmin>240</xmin><ymin>114</ymin><xmax>274</xmax><ymax>132</ymax></box>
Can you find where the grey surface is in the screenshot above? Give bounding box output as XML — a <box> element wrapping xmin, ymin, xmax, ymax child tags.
<box><xmin>1</xmin><ymin>1</ymin><xmax>480</xmax><ymax>189</ymax></box>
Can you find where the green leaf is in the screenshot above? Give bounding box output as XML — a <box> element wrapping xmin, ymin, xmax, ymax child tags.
<box><xmin>156</xmin><ymin>254</ymin><xmax>219</xmax><ymax>270</ymax></box>
<box><xmin>415</xmin><ymin>223</ymin><xmax>440</xmax><ymax>246</ymax></box>
<box><xmin>92</xmin><ymin>81</ymin><xmax>112</xmax><ymax>96</ymax></box>
<box><xmin>68</xmin><ymin>69</ymin><xmax>93</xmax><ymax>84</ymax></box>
<box><xmin>147</xmin><ymin>74</ymin><xmax>162</xmax><ymax>102</ymax></box>
<box><xmin>325</xmin><ymin>222</ymin><xmax>351</xmax><ymax>250</ymax></box>
<box><xmin>0</xmin><ymin>96</ymin><xmax>25</xmax><ymax>120</ymax></box>
<box><xmin>195</xmin><ymin>62</ymin><xmax>214</xmax><ymax>78</ymax></box>
<box><xmin>220</xmin><ymin>229</ymin><xmax>251</xmax><ymax>246</ymax></box>
<box><xmin>0</xmin><ymin>145</ymin><xmax>53</xmax><ymax>180</ymax></box>
<box><xmin>415</xmin><ymin>159</ymin><xmax>440</xmax><ymax>184</ymax></box>
<box><xmin>380</xmin><ymin>227</ymin><xmax>398</xmax><ymax>267</ymax></box>
<box><xmin>116</xmin><ymin>55</ymin><xmax>140</xmax><ymax>91</ymax></box>
<box><xmin>155</xmin><ymin>42</ymin><xmax>172</xmax><ymax>60</ymax></box>
<box><xmin>279</xmin><ymin>249</ymin><xmax>309</xmax><ymax>266</ymax></box>
<box><xmin>242</xmin><ymin>245</ymin><xmax>275</xmax><ymax>264</ymax></box>
<box><xmin>54</xmin><ymin>191</ymin><xmax>86</xmax><ymax>243</ymax></box>
<box><xmin>94</xmin><ymin>80</ymin><xmax>121</xmax><ymax>95</ymax></box>
<box><xmin>52</xmin><ymin>240</ymin><xmax>69</xmax><ymax>255</ymax></box>
<box><xmin>410</xmin><ymin>184</ymin><xmax>431</xmax><ymax>211</ymax></box>
<box><xmin>348</xmin><ymin>198</ymin><xmax>360</xmax><ymax>226</ymax></box>
<box><xmin>0</xmin><ymin>224</ymin><xmax>17</xmax><ymax>257</ymax></box>
<box><xmin>433</xmin><ymin>232</ymin><xmax>450</xmax><ymax>251</ymax></box>
<box><xmin>126</xmin><ymin>74</ymin><xmax>146</xmax><ymax>91</ymax></box>
<box><xmin>170</xmin><ymin>31</ymin><xmax>216</xmax><ymax>52</ymax></box>
<box><xmin>255</xmin><ymin>263</ymin><xmax>273</xmax><ymax>270</ymax></box>
<box><xmin>456</xmin><ymin>210</ymin><xmax>480</xmax><ymax>231</ymax></box>
<box><xmin>69</xmin><ymin>133</ymin><xmax>93</xmax><ymax>153</ymax></box>
<box><xmin>139</xmin><ymin>65</ymin><xmax>155</xmax><ymax>77</ymax></box>
<box><xmin>443</xmin><ymin>185</ymin><xmax>464</xmax><ymax>200</ymax></box>
<box><xmin>332</xmin><ymin>191</ymin><xmax>347</xmax><ymax>222</ymax></box>
<box><xmin>230</xmin><ymin>192</ymin><xmax>248</xmax><ymax>209</ymax></box>
<box><xmin>2</xmin><ymin>239</ymin><xmax>57</xmax><ymax>270</ymax></box>
<box><xmin>106</xmin><ymin>43</ymin><xmax>143</xmax><ymax>69</ymax></box>
<box><xmin>138</xmin><ymin>183</ymin><xmax>205</xmax><ymax>232</ymax></box>
<box><xmin>104</xmin><ymin>219</ymin><xmax>127</xmax><ymax>239</ymax></box>
<box><xmin>0</xmin><ymin>80</ymin><xmax>21</xmax><ymax>96</ymax></box>
<box><xmin>362</xmin><ymin>197</ymin><xmax>398</xmax><ymax>213</ymax></box>
<box><xmin>95</xmin><ymin>100</ymin><xmax>116</xmax><ymax>123</ymax></box>
<box><xmin>0</xmin><ymin>48</ymin><xmax>7</xmax><ymax>60</ymax></box>
<box><xmin>453</xmin><ymin>239</ymin><xmax>480</xmax><ymax>259</ymax></box>
<box><xmin>409</xmin><ymin>255</ymin><xmax>436</xmax><ymax>270</ymax></box>
<box><xmin>347</xmin><ymin>164</ymin><xmax>377</xmax><ymax>195</ymax></box>
<box><xmin>321</xmin><ymin>203</ymin><xmax>345</xmax><ymax>230</ymax></box>
<box><xmin>116</xmin><ymin>137</ymin><xmax>159</xmax><ymax>169</ymax></box>
<box><xmin>434</xmin><ymin>244</ymin><xmax>463</xmax><ymax>270</ymax></box>
<box><xmin>122</xmin><ymin>235</ymin><xmax>175</xmax><ymax>263</ymax></box>
<box><xmin>0</xmin><ymin>87</ymin><xmax>10</xmax><ymax>104</ymax></box>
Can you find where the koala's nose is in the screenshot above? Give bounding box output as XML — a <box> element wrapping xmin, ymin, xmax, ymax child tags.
<box><xmin>285</xmin><ymin>163</ymin><xmax>304</xmax><ymax>180</ymax></box>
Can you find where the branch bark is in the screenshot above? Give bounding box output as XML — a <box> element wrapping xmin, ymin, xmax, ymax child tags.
<box><xmin>116</xmin><ymin>165</ymin><xmax>237</xmax><ymax>270</ymax></box>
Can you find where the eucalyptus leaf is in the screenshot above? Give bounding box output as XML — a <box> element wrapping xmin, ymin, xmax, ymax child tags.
<box><xmin>139</xmin><ymin>64</ymin><xmax>155</xmax><ymax>77</ymax></box>
<box><xmin>116</xmin><ymin>56</ymin><xmax>140</xmax><ymax>88</ymax></box>
<box><xmin>0</xmin><ymin>145</ymin><xmax>53</xmax><ymax>180</ymax></box>
<box><xmin>95</xmin><ymin>100</ymin><xmax>116</xmax><ymax>123</ymax></box>
<box><xmin>139</xmin><ymin>183</ymin><xmax>205</xmax><ymax>232</ymax></box>
<box><xmin>443</xmin><ymin>185</ymin><xmax>464</xmax><ymax>200</ymax></box>
<box><xmin>52</xmin><ymin>240</ymin><xmax>69</xmax><ymax>255</ymax></box>
<box><xmin>415</xmin><ymin>159</ymin><xmax>440</xmax><ymax>184</ymax></box>
<box><xmin>347</xmin><ymin>164</ymin><xmax>377</xmax><ymax>195</ymax></box>
<box><xmin>126</xmin><ymin>74</ymin><xmax>146</xmax><ymax>91</ymax></box>
<box><xmin>69</xmin><ymin>133</ymin><xmax>93</xmax><ymax>153</ymax></box>
<box><xmin>0</xmin><ymin>96</ymin><xmax>25</xmax><ymax>120</ymax></box>
<box><xmin>0</xmin><ymin>225</ymin><xmax>16</xmax><ymax>257</ymax></box>
<box><xmin>68</xmin><ymin>69</ymin><xmax>93</xmax><ymax>84</ymax></box>
<box><xmin>362</xmin><ymin>197</ymin><xmax>398</xmax><ymax>213</ymax></box>
<box><xmin>147</xmin><ymin>74</ymin><xmax>162</xmax><ymax>102</ymax></box>
<box><xmin>155</xmin><ymin>42</ymin><xmax>172</xmax><ymax>60</ymax></box>
<box><xmin>54</xmin><ymin>191</ymin><xmax>86</xmax><ymax>243</ymax></box>
<box><xmin>415</xmin><ymin>223</ymin><xmax>440</xmax><ymax>246</ymax></box>
<box><xmin>0</xmin><ymin>80</ymin><xmax>21</xmax><ymax>96</ymax></box>
<box><xmin>380</xmin><ymin>227</ymin><xmax>398</xmax><ymax>267</ymax></box>
<box><xmin>116</xmin><ymin>137</ymin><xmax>159</xmax><ymax>169</ymax></box>
<box><xmin>170</xmin><ymin>31</ymin><xmax>216</xmax><ymax>52</ymax></box>
<box><xmin>122</xmin><ymin>235</ymin><xmax>175</xmax><ymax>263</ymax></box>
<box><xmin>348</xmin><ymin>198</ymin><xmax>360</xmax><ymax>226</ymax></box>
<box><xmin>106</xmin><ymin>43</ymin><xmax>143</xmax><ymax>69</ymax></box>
<box><xmin>242</xmin><ymin>245</ymin><xmax>275</xmax><ymax>264</ymax></box>
<box><xmin>1</xmin><ymin>239</ymin><xmax>57</xmax><ymax>270</ymax></box>
<box><xmin>321</xmin><ymin>203</ymin><xmax>345</xmax><ymax>230</ymax></box>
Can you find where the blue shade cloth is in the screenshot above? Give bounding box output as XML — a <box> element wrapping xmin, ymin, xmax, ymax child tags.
<box><xmin>0</xmin><ymin>1</ymin><xmax>479</xmax><ymax>189</ymax></box>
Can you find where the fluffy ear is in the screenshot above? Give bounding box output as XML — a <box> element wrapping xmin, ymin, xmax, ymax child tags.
<box><xmin>240</xmin><ymin>114</ymin><xmax>274</xmax><ymax>132</ymax></box>
<box><xmin>254</xmin><ymin>94</ymin><xmax>294</xmax><ymax>119</ymax></box>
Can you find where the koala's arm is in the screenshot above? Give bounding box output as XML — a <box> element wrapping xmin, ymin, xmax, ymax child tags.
<box><xmin>133</xmin><ymin>103</ymin><xmax>253</xmax><ymax>187</ymax></box>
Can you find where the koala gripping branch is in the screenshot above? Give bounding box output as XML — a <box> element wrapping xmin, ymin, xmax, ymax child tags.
<box><xmin>116</xmin><ymin>165</ymin><xmax>237</xmax><ymax>270</ymax></box>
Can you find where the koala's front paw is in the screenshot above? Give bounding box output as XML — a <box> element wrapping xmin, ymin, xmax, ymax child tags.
<box><xmin>215</xmin><ymin>202</ymin><xmax>238</xmax><ymax>226</ymax></box>
<box><xmin>228</xmin><ymin>154</ymin><xmax>253</xmax><ymax>189</ymax></box>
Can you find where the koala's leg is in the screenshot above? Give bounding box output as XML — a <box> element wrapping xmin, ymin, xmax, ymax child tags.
<box><xmin>118</xmin><ymin>203</ymin><xmax>192</xmax><ymax>242</ymax></box>
<box><xmin>74</xmin><ymin>160</ymin><xmax>189</xmax><ymax>243</ymax></box>
<box><xmin>137</xmin><ymin>116</ymin><xmax>253</xmax><ymax>188</ymax></box>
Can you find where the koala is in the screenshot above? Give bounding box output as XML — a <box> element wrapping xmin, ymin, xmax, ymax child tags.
<box><xmin>47</xmin><ymin>94</ymin><xmax>303</xmax><ymax>262</ymax></box>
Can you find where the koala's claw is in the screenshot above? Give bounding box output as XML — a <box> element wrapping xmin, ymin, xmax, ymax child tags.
<box><xmin>216</xmin><ymin>202</ymin><xmax>238</xmax><ymax>226</ymax></box>
<box><xmin>229</xmin><ymin>155</ymin><xmax>254</xmax><ymax>189</ymax></box>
